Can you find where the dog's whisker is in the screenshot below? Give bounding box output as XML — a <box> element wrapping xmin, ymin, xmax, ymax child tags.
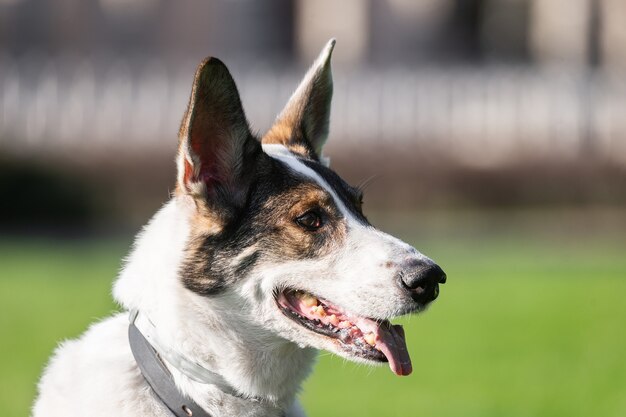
<box><xmin>356</xmin><ymin>173</ymin><xmax>382</xmax><ymax>194</ymax></box>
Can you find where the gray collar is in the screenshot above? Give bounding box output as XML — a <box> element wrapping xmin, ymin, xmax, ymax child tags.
<box><xmin>128</xmin><ymin>310</ymin><xmax>257</xmax><ymax>417</ymax></box>
<box><xmin>130</xmin><ymin>310</ymin><xmax>239</xmax><ymax>394</ymax></box>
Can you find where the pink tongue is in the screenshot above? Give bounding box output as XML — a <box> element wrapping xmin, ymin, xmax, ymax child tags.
<box><xmin>283</xmin><ymin>294</ymin><xmax>412</xmax><ymax>376</ymax></box>
<box><xmin>355</xmin><ymin>319</ymin><xmax>412</xmax><ymax>376</ymax></box>
<box><xmin>376</xmin><ymin>323</ymin><xmax>412</xmax><ymax>376</ymax></box>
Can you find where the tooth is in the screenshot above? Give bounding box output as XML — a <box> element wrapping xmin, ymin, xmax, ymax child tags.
<box><xmin>338</xmin><ymin>321</ymin><xmax>351</xmax><ymax>329</ymax></box>
<box><xmin>300</xmin><ymin>293</ymin><xmax>319</xmax><ymax>307</ymax></box>
<box><xmin>310</xmin><ymin>305</ymin><xmax>326</xmax><ymax>317</ymax></box>
<box><xmin>364</xmin><ymin>333</ymin><xmax>377</xmax><ymax>347</ymax></box>
<box><xmin>328</xmin><ymin>314</ymin><xmax>339</xmax><ymax>326</ymax></box>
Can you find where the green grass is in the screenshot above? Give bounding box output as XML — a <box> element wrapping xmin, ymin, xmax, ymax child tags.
<box><xmin>1</xmin><ymin>227</ymin><xmax>625</xmax><ymax>417</ymax></box>
<box><xmin>0</xmin><ymin>239</ymin><xmax>125</xmax><ymax>417</ymax></box>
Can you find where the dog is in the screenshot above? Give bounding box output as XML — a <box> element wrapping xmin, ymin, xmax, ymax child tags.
<box><xmin>33</xmin><ymin>39</ymin><xmax>446</xmax><ymax>417</ymax></box>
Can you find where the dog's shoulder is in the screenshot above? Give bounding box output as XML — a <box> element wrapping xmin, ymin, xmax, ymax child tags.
<box><xmin>32</xmin><ymin>313</ymin><xmax>170</xmax><ymax>417</ymax></box>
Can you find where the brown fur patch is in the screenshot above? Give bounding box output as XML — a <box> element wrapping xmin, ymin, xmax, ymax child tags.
<box><xmin>262</xmin><ymin>123</ymin><xmax>317</xmax><ymax>161</ymax></box>
<box><xmin>180</xmin><ymin>173</ymin><xmax>350</xmax><ymax>295</ymax></box>
<box><xmin>261</xmin><ymin>41</ymin><xmax>334</xmax><ymax>162</ymax></box>
<box><xmin>258</xmin><ymin>182</ymin><xmax>347</xmax><ymax>260</ymax></box>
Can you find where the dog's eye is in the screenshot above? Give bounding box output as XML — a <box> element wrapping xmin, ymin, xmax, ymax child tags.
<box><xmin>295</xmin><ymin>211</ymin><xmax>324</xmax><ymax>231</ymax></box>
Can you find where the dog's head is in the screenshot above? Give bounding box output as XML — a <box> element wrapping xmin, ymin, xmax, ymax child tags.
<box><xmin>173</xmin><ymin>40</ymin><xmax>445</xmax><ymax>376</ymax></box>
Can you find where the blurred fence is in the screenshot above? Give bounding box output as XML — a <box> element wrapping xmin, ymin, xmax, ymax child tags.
<box><xmin>1</xmin><ymin>54</ymin><xmax>625</xmax><ymax>165</ymax></box>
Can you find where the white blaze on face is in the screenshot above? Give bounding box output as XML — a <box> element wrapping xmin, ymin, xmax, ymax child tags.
<box><xmin>261</xmin><ymin>144</ymin><xmax>429</xmax><ymax>319</ymax></box>
<box><xmin>261</xmin><ymin>144</ymin><xmax>353</xmax><ymax>217</ymax></box>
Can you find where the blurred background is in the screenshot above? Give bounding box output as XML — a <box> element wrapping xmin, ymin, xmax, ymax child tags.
<box><xmin>1</xmin><ymin>1</ymin><xmax>625</xmax><ymax>416</ymax></box>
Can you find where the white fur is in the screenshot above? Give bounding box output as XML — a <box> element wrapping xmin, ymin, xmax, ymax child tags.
<box><xmin>34</xmin><ymin>39</ymin><xmax>436</xmax><ymax>416</ymax></box>
<box><xmin>34</xmin><ymin>144</ymin><xmax>435</xmax><ymax>416</ymax></box>
<box><xmin>33</xmin><ymin>197</ymin><xmax>312</xmax><ymax>417</ymax></box>
<box><xmin>33</xmin><ymin>147</ymin><xmax>433</xmax><ymax>417</ymax></box>
<box><xmin>262</xmin><ymin>144</ymin><xmax>432</xmax><ymax>319</ymax></box>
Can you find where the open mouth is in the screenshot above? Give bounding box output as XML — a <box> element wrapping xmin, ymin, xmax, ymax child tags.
<box><xmin>275</xmin><ymin>288</ymin><xmax>412</xmax><ymax>376</ymax></box>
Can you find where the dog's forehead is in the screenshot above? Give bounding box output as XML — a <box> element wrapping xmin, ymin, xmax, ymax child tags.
<box><xmin>262</xmin><ymin>144</ymin><xmax>366</xmax><ymax>223</ymax></box>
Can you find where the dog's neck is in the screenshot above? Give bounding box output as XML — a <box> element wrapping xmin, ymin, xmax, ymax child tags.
<box><xmin>114</xmin><ymin>199</ymin><xmax>316</xmax><ymax>411</ymax></box>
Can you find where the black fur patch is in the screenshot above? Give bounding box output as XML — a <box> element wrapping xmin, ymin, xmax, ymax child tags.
<box><xmin>301</xmin><ymin>159</ymin><xmax>369</xmax><ymax>225</ymax></box>
<box><xmin>234</xmin><ymin>251</ymin><xmax>260</xmax><ymax>277</ymax></box>
<box><xmin>180</xmin><ymin>153</ymin><xmax>354</xmax><ymax>296</ymax></box>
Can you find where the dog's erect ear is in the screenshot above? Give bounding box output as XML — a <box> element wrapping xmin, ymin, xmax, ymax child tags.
<box><xmin>177</xmin><ymin>57</ymin><xmax>260</xmax><ymax>212</ymax></box>
<box><xmin>262</xmin><ymin>39</ymin><xmax>335</xmax><ymax>163</ymax></box>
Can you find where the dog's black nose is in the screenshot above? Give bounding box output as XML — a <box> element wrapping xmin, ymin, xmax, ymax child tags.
<box><xmin>400</xmin><ymin>261</ymin><xmax>447</xmax><ymax>304</ymax></box>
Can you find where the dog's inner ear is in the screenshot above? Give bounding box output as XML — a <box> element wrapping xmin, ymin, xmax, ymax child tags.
<box><xmin>262</xmin><ymin>39</ymin><xmax>335</xmax><ymax>163</ymax></box>
<box><xmin>177</xmin><ymin>57</ymin><xmax>260</xmax><ymax>215</ymax></box>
